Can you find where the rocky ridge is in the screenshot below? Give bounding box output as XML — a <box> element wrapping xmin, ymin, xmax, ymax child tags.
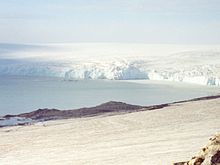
<box><xmin>174</xmin><ymin>133</ymin><xmax>220</xmax><ymax>165</ymax></box>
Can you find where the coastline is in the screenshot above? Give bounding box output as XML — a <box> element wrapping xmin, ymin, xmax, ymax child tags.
<box><xmin>1</xmin><ymin>94</ymin><xmax>220</xmax><ymax>127</ymax></box>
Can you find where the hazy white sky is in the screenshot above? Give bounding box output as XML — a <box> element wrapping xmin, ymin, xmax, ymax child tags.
<box><xmin>0</xmin><ymin>0</ymin><xmax>220</xmax><ymax>44</ymax></box>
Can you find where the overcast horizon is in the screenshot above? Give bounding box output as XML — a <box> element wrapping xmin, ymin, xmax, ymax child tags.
<box><xmin>0</xmin><ymin>0</ymin><xmax>220</xmax><ymax>44</ymax></box>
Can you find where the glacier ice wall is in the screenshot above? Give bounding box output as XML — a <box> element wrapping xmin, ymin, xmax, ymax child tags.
<box><xmin>0</xmin><ymin>44</ymin><xmax>220</xmax><ymax>86</ymax></box>
<box><xmin>0</xmin><ymin>58</ymin><xmax>219</xmax><ymax>86</ymax></box>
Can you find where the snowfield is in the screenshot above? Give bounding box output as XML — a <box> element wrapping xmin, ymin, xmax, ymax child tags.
<box><xmin>0</xmin><ymin>98</ymin><xmax>220</xmax><ymax>165</ymax></box>
<box><xmin>0</xmin><ymin>43</ymin><xmax>220</xmax><ymax>86</ymax></box>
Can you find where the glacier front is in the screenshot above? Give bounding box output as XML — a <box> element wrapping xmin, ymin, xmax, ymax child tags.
<box><xmin>0</xmin><ymin>43</ymin><xmax>220</xmax><ymax>86</ymax></box>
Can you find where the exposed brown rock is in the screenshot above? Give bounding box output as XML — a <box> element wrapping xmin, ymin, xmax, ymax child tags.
<box><xmin>173</xmin><ymin>161</ymin><xmax>188</xmax><ymax>165</ymax></box>
<box><xmin>211</xmin><ymin>151</ymin><xmax>220</xmax><ymax>164</ymax></box>
<box><xmin>174</xmin><ymin>133</ymin><xmax>220</xmax><ymax>165</ymax></box>
<box><xmin>14</xmin><ymin>101</ymin><xmax>145</xmax><ymax>121</ymax></box>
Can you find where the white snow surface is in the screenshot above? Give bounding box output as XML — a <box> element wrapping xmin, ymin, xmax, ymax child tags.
<box><xmin>0</xmin><ymin>43</ymin><xmax>220</xmax><ymax>86</ymax></box>
<box><xmin>0</xmin><ymin>98</ymin><xmax>220</xmax><ymax>165</ymax></box>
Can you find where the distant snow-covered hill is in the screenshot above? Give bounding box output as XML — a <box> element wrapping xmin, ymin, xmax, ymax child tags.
<box><xmin>0</xmin><ymin>43</ymin><xmax>220</xmax><ymax>86</ymax></box>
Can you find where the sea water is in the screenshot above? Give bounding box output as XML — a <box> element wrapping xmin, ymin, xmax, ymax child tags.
<box><xmin>0</xmin><ymin>76</ymin><xmax>219</xmax><ymax>115</ymax></box>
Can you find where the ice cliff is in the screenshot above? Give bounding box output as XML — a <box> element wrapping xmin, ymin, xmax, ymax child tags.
<box><xmin>0</xmin><ymin>43</ymin><xmax>220</xmax><ymax>86</ymax></box>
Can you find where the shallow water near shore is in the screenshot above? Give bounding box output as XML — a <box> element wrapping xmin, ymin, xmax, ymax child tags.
<box><xmin>0</xmin><ymin>76</ymin><xmax>219</xmax><ymax>115</ymax></box>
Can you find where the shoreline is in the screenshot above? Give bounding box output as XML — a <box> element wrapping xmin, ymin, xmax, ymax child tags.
<box><xmin>1</xmin><ymin>93</ymin><xmax>220</xmax><ymax>127</ymax></box>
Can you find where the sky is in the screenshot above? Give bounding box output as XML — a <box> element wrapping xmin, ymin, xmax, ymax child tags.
<box><xmin>0</xmin><ymin>0</ymin><xmax>220</xmax><ymax>44</ymax></box>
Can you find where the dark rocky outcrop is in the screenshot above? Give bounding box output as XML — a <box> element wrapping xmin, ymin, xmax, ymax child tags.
<box><xmin>3</xmin><ymin>94</ymin><xmax>220</xmax><ymax>123</ymax></box>
<box><xmin>13</xmin><ymin>101</ymin><xmax>145</xmax><ymax>121</ymax></box>
<box><xmin>174</xmin><ymin>133</ymin><xmax>220</xmax><ymax>165</ymax></box>
<box><xmin>211</xmin><ymin>151</ymin><xmax>220</xmax><ymax>164</ymax></box>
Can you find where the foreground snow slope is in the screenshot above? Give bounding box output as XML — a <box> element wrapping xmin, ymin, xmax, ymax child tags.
<box><xmin>0</xmin><ymin>98</ymin><xmax>220</xmax><ymax>165</ymax></box>
<box><xmin>0</xmin><ymin>43</ymin><xmax>220</xmax><ymax>86</ymax></box>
